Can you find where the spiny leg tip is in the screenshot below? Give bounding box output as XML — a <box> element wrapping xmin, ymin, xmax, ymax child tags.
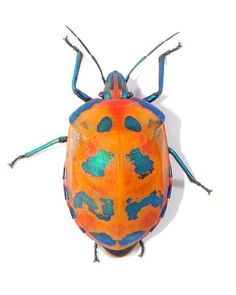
<box><xmin>138</xmin><ymin>240</ymin><xmax>145</xmax><ymax>257</ymax></box>
<box><xmin>8</xmin><ymin>155</ymin><xmax>25</xmax><ymax>168</ymax></box>
<box><xmin>8</xmin><ymin>159</ymin><xmax>18</xmax><ymax>168</ymax></box>
<box><xmin>63</xmin><ymin>36</ymin><xmax>80</xmax><ymax>53</ymax></box>
<box><xmin>200</xmin><ymin>184</ymin><xmax>212</xmax><ymax>195</ymax></box>
<box><xmin>138</xmin><ymin>248</ymin><xmax>145</xmax><ymax>257</ymax></box>
<box><xmin>8</xmin><ymin>162</ymin><xmax>14</xmax><ymax>169</ymax></box>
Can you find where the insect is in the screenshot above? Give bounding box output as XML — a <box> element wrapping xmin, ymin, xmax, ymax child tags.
<box><xmin>9</xmin><ymin>26</ymin><xmax>212</xmax><ymax>262</ymax></box>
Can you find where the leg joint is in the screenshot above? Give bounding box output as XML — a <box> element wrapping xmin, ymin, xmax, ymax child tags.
<box><xmin>59</xmin><ymin>136</ymin><xmax>67</xmax><ymax>143</ymax></box>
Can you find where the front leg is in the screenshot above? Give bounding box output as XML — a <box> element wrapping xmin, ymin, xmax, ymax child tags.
<box><xmin>64</xmin><ymin>36</ymin><xmax>92</xmax><ymax>102</ymax></box>
<box><xmin>169</xmin><ymin>147</ymin><xmax>212</xmax><ymax>194</ymax></box>
<box><xmin>144</xmin><ymin>42</ymin><xmax>182</xmax><ymax>103</ymax></box>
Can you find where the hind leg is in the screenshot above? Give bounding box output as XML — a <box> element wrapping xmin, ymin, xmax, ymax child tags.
<box><xmin>169</xmin><ymin>147</ymin><xmax>212</xmax><ymax>194</ymax></box>
<box><xmin>138</xmin><ymin>240</ymin><xmax>145</xmax><ymax>257</ymax></box>
<box><xmin>93</xmin><ymin>243</ymin><xmax>100</xmax><ymax>263</ymax></box>
<box><xmin>9</xmin><ymin>136</ymin><xmax>67</xmax><ymax>168</ymax></box>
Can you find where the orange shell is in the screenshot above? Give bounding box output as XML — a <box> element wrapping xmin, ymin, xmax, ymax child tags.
<box><xmin>64</xmin><ymin>99</ymin><xmax>171</xmax><ymax>251</ymax></box>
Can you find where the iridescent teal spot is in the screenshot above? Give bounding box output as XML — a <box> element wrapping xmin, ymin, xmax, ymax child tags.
<box><xmin>125</xmin><ymin>116</ymin><xmax>141</xmax><ymax>132</ymax></box>
<box><xmin>160</xmin><ymin>204</ymin><xmax>167</xmax><ymax>218</ymax></box>
<box><xmin>73</xmin><ymin>191</ymin><xmax>114</xmax><ymax>221</ymax></box>
<box><xmin>91</xmin><ymin>232</ymin><xmax>116</xmax><ymax>246</ymax></box>
<box><xmin>97</xmin><ymin>116</ymin><xmax>112</xmax><ymax>132</ymax></box>
<box><xmin>127</xmin><ymin>148</ymin><xmax>154</xmax><ymax>179</ymax></box>
<box><xmin>97</xmin><ymin>198</ymin><xmax>114</xmax><ymax>220</ymax></box>
<box><xmin>82</xmin><ymin>149</ymin><xmax>114</xmax><ymax>177</ymax></box>
<box><xmin>119</xmin><ymin>231</ymin><xmax>145</xmax><ymax>246</ymax></box>
<box><xmin>73</xmin><ymin>191</ymin><xmax>96</xmax><ymax>210</ymax></box>
<box><xmin>126</xmin><ymin>191</ymin><xmax>163</xmax><ymax>220</ymax></box>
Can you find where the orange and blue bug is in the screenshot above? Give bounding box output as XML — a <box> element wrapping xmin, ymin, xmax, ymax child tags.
<box><xmin>9</xmin><ymin>26</ymin><xmax>212</xmax><ymax>262</ymax></box>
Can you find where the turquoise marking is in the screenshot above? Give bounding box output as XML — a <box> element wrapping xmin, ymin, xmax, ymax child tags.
<box><xmin>74</xmin><ymin>192</ymin><xmax>97</xmax><ymax>211</ymax></box>
<box><xmin>127</xmin><ymin>148</ymin><xmax>154</xmax><ymax>179</ymax></box>
<box><xmin>69</xmin><ymin>99</ymin><xmax>101</xmax><ymax>124</ymax></box>
<box><xmin>97</xmin><ymin>116</ymin><xmax>112</xmax><ymax>132</ymax></box>
<box><xmin>73</xmin><ymin>191</ymin><xmax>114</xmax><ymax>221</ymax></box>
<box><xmin>160</xmin><ymin>204</ymin><xmax>167</xmax><ymax>218</ymax></box>
<box><xmin>167</xmin><ymin>166</ymin><xmax>172</xmax><ymax>199</ymax></box>
<box><xmin>63</xmin><ymin>185</ymin><xmax>70</xmax><ymax>200</ymax></box>
<box><xmin>126</xmin><ymin>191</ymin><xmax>163</xmax><ymax>220</ymax></box>
<box><xmin>119</xmin><ymin>231</ymin><xmax>145</xmax><ymax>246</ymax></box>
<box><xmin>91</xmin><ymin>232</ymin><xmax>116</xmax><ymax>246</ymax></box>
<box><xmin>131</xmin><ymin>98</ymin><xmax>165</xmax><ymax>123</ymax></box>
<box><xmin>69</xmin><ymin>207</ymin><xmax>76</xmax><ymax>219</ymax></box>
<box><xmin>125</xmin><ymin>116</ymin><xmax>141</xmax><ymax>132</ymax></box>
<box><xmin>99</xmin><ymin>198</ymin><xmax>114</xmax><ymax>219</ymax></box>
<box><xmin>82</xmin><ymin>149</ymin><xmax>114</xmax><ymax>177</ymax></box>
<box><xmin>167</xmin><ymin>185</ymin><xmax>172</xmax><ymax>199</ymax></box>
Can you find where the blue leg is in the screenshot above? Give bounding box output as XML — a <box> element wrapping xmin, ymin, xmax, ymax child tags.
<box><xmin>64</xmin><ymin>36</ymin><xmax>92</xmax><ymax>102</ymax></box>
<box><xmin>144</xmin><ymin>43</ymin><xmax>182</xmax><ymax>103</ymax></box>
<box><xmin>169</xmin><ymin>147</ymin><xmax>212</xmax><ymax>194</ymax></box>
<box><xmin>9</xmin><ymin>136</ymin><xmax>67</xmax><ymax>168</ymax></box>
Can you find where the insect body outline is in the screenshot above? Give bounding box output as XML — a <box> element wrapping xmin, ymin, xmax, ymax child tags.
<box><xmin>9</xmin><ymin>27</ymin><xmax>212</xmax><ymax>262</ymax></box>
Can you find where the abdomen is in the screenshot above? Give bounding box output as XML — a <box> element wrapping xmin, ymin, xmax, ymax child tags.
<box><xmin>64</xmin><ymin>123</ymin><xmax>171</xmax><ymax>251</ymax></box>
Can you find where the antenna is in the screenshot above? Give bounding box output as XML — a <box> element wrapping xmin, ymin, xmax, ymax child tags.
<box><xmin>65</xmin><ymin>25</ymin><xmax>105</xmax><ymax>83</ymax></box>
<box><xmin>126</xmin><ymin>32</ymin><xmax>180</xmax><ymax>82</ymax></box>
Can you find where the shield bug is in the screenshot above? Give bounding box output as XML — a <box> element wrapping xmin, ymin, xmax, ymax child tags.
<box><xmin>9</xmin><ymin>27</ymin><xmax>211</xmax><ymax>262</ymax></box>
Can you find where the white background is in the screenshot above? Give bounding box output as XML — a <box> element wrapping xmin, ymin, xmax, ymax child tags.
<box><xmin>0</xmin><ymin>0</ymin><xmax>235</xmax><ymax>294</ymax></box>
